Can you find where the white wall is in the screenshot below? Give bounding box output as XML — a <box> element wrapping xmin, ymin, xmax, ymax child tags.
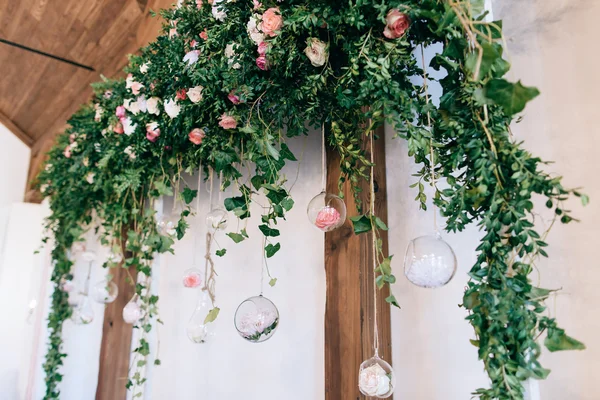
<box><xmin>0</xmin><ymin>123</ymin><xmax>30</xmax><ymax>207</ymax></box>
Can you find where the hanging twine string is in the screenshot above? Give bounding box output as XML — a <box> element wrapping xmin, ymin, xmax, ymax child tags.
<box><xmin>368</xmin><ymin>126</ymin><xmax>380</xmax><ymax>356</ymax></box>
<box><xmin>192</xmin><ymin>167</ymin><xmax>202</xmax><ymax>267</ymax></box>
<box><xmin>195</xmin><ymin>165</ymin><xmax>202</xmax><ymax>215</ymax></box>
<box><xmin>83</xmin><ymin>261</ymin><xmax>93</xmax><ymax>296</ymax></box>
<box><xmin>203</xmin><ymin>232</ymin><xmax>217</xmax><ymax>306</ymax></box>
<box><xmin>260</xmin><ymin>234</ymin><xmax>266</xmax><ymax>296</ymax></box>
<box><xmin>421</xmin><ymin>45</ymin><xmax>439</xmax><ymax>233</ymax></box>
<box><xmin>208</xmin><ymin>168</ymin><xmax>214</xmax><ymax>210</ymax></box>
<box><xmin>321</xmin><ymin>123</ymin><xmax>327</xmax><ymax>192</ymax></box>
<box><xmin>218</xmin><ymin>171</ymin><xmax>224</xmax><ymax>204</ymax></box>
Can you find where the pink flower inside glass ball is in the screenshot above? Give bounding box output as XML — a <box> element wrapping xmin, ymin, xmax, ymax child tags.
<box><xmin>307</xmin><ymin>191</ymin><xmax>347</xmax><ymax>232</ymax></box>
<box><xmin>182</xmin><ymin>269</ymin><xmax>203</xmax><ymax>288</ymax></box>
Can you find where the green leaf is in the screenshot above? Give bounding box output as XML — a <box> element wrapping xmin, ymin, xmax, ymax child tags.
<box><xmin>216</xmin><ymin>249</ymin><xmax>227</xmax><ymax>257</ymax></box>
<box><xmin>379</xmin><ymin>257</ymin><xmax>392</xmax><ymax>275</ymax></box>
<box><xmin>374</xmin><ymin>217</ymin><xmax>388</xmax><ymax>231</ymax></box>
<box><xmin>154</xmin><ymin>359</ymin><xmax>161</xmax><ymax>366</ymax></box>
<box><xmin>259</xmin><ymin>224</ymin><xmax>280</xmax><ymax>237</ymax></box>
<box><xmin>350</xmin><ymin>215</ymin><xmax>372</xmax><ymax>234</ymax></box>
<box><xmin>265</xmin><ymin>243</ymin><xmax>281</xmax><ymax>258</ymax></box>
<box><xmin>154</xmin><ymin>180</ymin><xmax>173</xmax><ymax>196</ymax></box>
<box><xmin>485</xmin><ymin>79</ymin><xmax>540</xmax><ymax>116</ymax></box>
<box><xmin>227</xmin><ymin>232</ymin><xmax>246</xmax><ymax>243</ymax></box>
<box><xmin>280</xmin><ymin>143</ymin><xmax>297</xmax><ymax>161</ymax></box>
<box><xmin>204</xmin><ymin>307</ymin><xmax>220</xmax><ymax>324</ymax></box>
<box><xmin>181</xmin><ymin>188</ymin><xmax>197</xmax><ymax>204</ymax></box>
<box><xmin>385</xmin><ymin>295</ymin><xmax>400</xmax><ymax>308</ymax></box>
<box><xmin>545</xmin><ymin>330</ymin><xmax>586</xmax><ymax>352</ymax></box>
<box><xmin>269</xmin><ymin>278</ymin><xmax>277</xmax><ymax>287</ymax></box>
<box><xmin>281</xmin><ymin>198</ymin><xmax>295</xmax><ymax>211</ymax></box>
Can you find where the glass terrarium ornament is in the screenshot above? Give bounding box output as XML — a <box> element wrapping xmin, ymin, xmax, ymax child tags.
<box><xmin>123</xmin><ymin>294</ymin><xmax>143</xmax><ymax>324</ymax></box>
<box><xmin>205</xmin><ymin>206</ymin><xmax>229</xmax><ymax>231</ymax></box>
<box><xmin>234</xmin><ymin>295</ymin><xmax>279</xmax><ymax>343</ymax></box>
<box><xmin>307</xmin><ymin>191</ymin><xmax>347</xmax><ymax>232</ymax></box>
<box><xmin>358</xmin><ymin>354</ymin><xmax>396</xmax><ymax>398</ymax></box>
<box><xmin>186</xmin><ymin>290</ymin><xmax>216</xmax><ymax>343</ymax></box>
<box><xmin>404</xmin><ymin>231</ymin><xmax>457</xmax><ymax>288</ymax></box>
<box><xmin>91</xmin><ymin>279</ymin><xmax>119</xmax><ymax>304</ymax></box>
<box><xmin>183</xmin><ymin>268</ymin><xmax>203</xmax><ymax>288</ymax></box>
<box><xmin>81</xmin><ymin>250</ymin><xmax>97</xmax><ymax>262</ymax></box>
<box><xmin>157</xmin><ymin>216</ymin><xmax>177</xmax><ymax>237</ymax></box>
<box><xmin>107</xmin><ymin>252</ymin><xmax>123</xmax><ymax>265</ymax></box>
<box><xmin>72</xmin><ymin>296</ymin><xmax>94</xmax><ymax>325</ymax></box>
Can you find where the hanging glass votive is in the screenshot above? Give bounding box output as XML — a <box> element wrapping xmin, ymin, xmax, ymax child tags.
<box><xmin>72</xmin><ymin>296</ymin><xmax>94</xmax><ymax>325</ymax></box>
<box><xmin>123</xmin><ymin>294</ymin><xmax>143</xmax><ymax>324</ymax></box>
<box><xmin>91</xmin><ymin>279</ymin><xmax>119</xmax><ymax>304</ymax></box>
<box><xmin>358</xmin><ymin>355</ymin><xmax>396</xmax><ymax>398</ymax></box>
<box><xmin>404</xmin><ymin>232</ymin><xmax>457</xmax><ymax>288</ymax></box>
<box><xmin>234</xmin><ymin>295</ymin><xmax>279</xmax><ymax>343</ymax></box>
<box><xmin>205</xmin><ymin>207</ymin><xmax>229</xmax><ymax>231</ymax></box>
<box><xmin>307</xmin><ymin>191</ymin><xmax>346</xmax><ymax>232</ymax></box>
<box><xmin>186</xmin><ymin>291</ymin><xmax>216</xmax><ymax>344</ymax></box>
<box><xmin>182</xmin><ymin>268</ymin><xmax>203</xmax><ymax>288</ymax></box>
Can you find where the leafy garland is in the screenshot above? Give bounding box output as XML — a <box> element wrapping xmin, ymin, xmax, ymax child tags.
<box><xmin>36</xmin><ymin>0</ymin><xmax>587</xmax><ymax>399</ymax></box>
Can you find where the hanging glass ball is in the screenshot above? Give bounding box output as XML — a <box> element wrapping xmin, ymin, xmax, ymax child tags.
<box><xmin>157</xmin><ymin>217</ymin><xmax>177</xmax><ymax>237</ymax></box>
<box><xmin>186</xmin><ymin>291</ymin><xmax>216</xmax><ymax>344</ymax></box>
<box><xmin>358</xmin><ymin>355</ymin><xmax>396</xmax><ymax>398</ymax></box>
<box><xmin>307</xmin><ymin>191</ymin><xmax>346</xmax><ymax>232</ymax></box>
<box><xmin>404</xmin><ymin>232</ymin><xmax>457</xmax><ymax>288</ymax></box>
<box><xmin>81</xmin><ymin>251</ymin><xmax>97</xmax><ymax>262</ymax></box>
<box><xmin>60</xmin><ymin>278</ymin><xmax>76</xmax><ymax>293</ymax></box>
<box><xmin>91</xmin><ymin>280</ymin><xmax>119</xmax><ymax>304</ymax></box>
<box><xmin>182</xmin><ymin>268</ymin><xmax>203</xmax><ymax>288</ymax></box>
<box><xmin>107</xmin><ymin>252</ymin><xmax>123</xmax><ymax>265</ymax></box>
<box><xmin>234</xmin><ymin>295</ymin><xmax>279</xmax><ymax>343</ymax></box>
<box><xmin>72</xmin><ymin>296</ymin><xmax>94</xmax><ymax>325</ymax></box>
<box><xmin>123</xmin><ymin>294</ymin><xmax>143</xmax><ymax>324</ymax></box>
<box><xmin>205</xmin><ymin>207</ymin><xmax>229</xmax><ymax>231</ymax></box>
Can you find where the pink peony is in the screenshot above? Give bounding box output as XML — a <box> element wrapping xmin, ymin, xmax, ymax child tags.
<box><xmin>116</xmin><ymin>105</ymin><xmax>126</xmax><ymax>119</ymax></box>
<box><xmin>176</xmin><ymin>89</ymin><xmax>187</xmax><ymax>100</ymax></box>
<box><xmin>256</xmin><ymin>55</ymin><xmax>269</xmax><ymax>70</ymax></box>
<box><xmin>200</xmin><ymin>29</ymin><xmax>208</xmax><ymax>40</ymax></box>
<box><xmin>188</xmin><ymin>128</ymin><xmax>206</xmax><ymax>145</ymax></box>
<box><xmin>315</xmin><ymin>206</ymin><xmax>341</xmax><ymax>231</ymax></box>
<box><xmin>219</xmin><ymin>114</ymin><xmax>237</xmax><ymax>130</ymax></box>
<box><xmin>146</xmin><ymin>122</ymin><xmax>160</xmax><ymax>142</ymax></box>
<box><xmin>257</xmin><ymin>41</ymin><xmax>269</xmax><ymax>56</ymax></box>
<box><xmin>228</xmin><ymin>90</ymin><xmax>241</xmax><ymax>104</ymax></box>
<box><xmin>262</xmin><ymin>7</ymin><xmax>283</xmax><ymax>37</ymax></box>
<box><xmin>113</xmin><ymin>122</ymin><xmax>124</xmax><ymax>134</ymax></box>
<box><xmin>130</xmin><ymin>81</ymin><xmax>144</xmax><ymax>96</ymax></box>
<box><xmin>383</xmin><ymin>9</ymin><xmax>410</xmax><ymax>39</ymax></box>
<box><xmin>183</xmin><ymin>272</ymin><xmax>202</xmax><ymax>288</ymax></box>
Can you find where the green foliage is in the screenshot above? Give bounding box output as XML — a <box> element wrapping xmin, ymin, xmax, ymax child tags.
<box><xmin>36</xmin><ymin>0</ymin><xmax>586</xmax><ymax>399</ymax></box>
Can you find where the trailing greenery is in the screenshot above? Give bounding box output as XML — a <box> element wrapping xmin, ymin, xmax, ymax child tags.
<box><xmin>36</xmin><ymin>0</ymin><xmax>586</xmax><ymax>399</ymax></box>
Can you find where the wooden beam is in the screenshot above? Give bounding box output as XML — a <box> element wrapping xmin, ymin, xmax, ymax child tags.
<box><xmin>325</xmin><ymin>126</ymin><xmax>393</xmax><ymax>400</ymax></box>
<box><xmin>0</xmin><ymin>110</ymin><xmax>33</xmax><ymax>147</ymax></box>
<box><xmin>96</xmin><ymin>234</ymin><xmax>138</xmax><ymax>400</ymax></box>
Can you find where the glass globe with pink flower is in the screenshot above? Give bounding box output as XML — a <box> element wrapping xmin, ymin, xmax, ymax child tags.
<box><xmin>307</xmin><ymin>191</ymin><xmax>347</xmax><ymax>232</ymax></box>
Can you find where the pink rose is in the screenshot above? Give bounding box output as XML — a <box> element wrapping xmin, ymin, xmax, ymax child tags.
<box><xmin>219</xmin><ymin>114</ymin><xmax>237</xmax><ymax>130</ymax></box>
<box><xmin>262</xmin><ymin>7</ymin><xmax>283</xmax><ymax>37</ymax></box>
<box><xmin>116</xmin><ymin>105</ymin><xmax>126</xmax><ymax>119</ymax></box>
<box><xmin>191</xmin><ymin>39</ymin><xmax>198</xmax><ymax>48</ymax></box>
<box><xmin>383</xmin><ymin>9</ymin><xmax>410</xmax><ymax>39</ymax></box>
<box><xmin>257</xmin><ymin>41</ymin><xmax>269</xmax><ymax>56</ymax></box>
<box><xmin>169</xmin><ymin>28</ymin><xmax>178</xmax><ymax>38</ymax></box>
<box><xmin>113</xmin><ymin>122</ymin><xmax>124</xmax><ymax>134</ymax></box>
<box><xmin>196</xmin><ymin>0</ymin><xmax>203</xmax><ymax>8</ymax></box>
<box><xmin>176</xmin><ymin>89</ymin><xmax>187</xmax><ymax>100</ymax></box>
<box><xmin>131</xmin><ymin>81</ymin><xmax>144</xmax><ymax>96</ymax></box>
<box><xmin>228</xmin><ymin>90</ymin><xmax>241</xmax><ymax>104</ymax></box>
<box><xmin>104</xmin><ymin>90</ymin><xmax>113</xmax><ymax>99</ymax></box>
<box><xmin>256</xmin><ymin>56</ymin><xmax>269</xmax><ymax>70</ymax></box>
<box><xmin>183</xmin><ymin>272</ymin><xmax>202</xmax><ymax>288</ymax></box>
<box><xmin>253</xmin><ymin>0</ymin><xmax>262</xmax><ymax>10</ymax></box>
<box><xmin>315</xmin><ymin>206</ymin><xmax>341</xmax><ymax>231</ymax></box>
<box><xmin>146</xmin><ymin>123</ymin><xmax>161</xmax><ymax>142</ymax></box>
<box><xmin>200</xmin><ymin>29</ymin><xmax>208</xmax><ymax>40</ymax></box>
<box><xmin>188</xmin><ymin>128</ymin><xmax>206</xmax><ymax>145</ymax></box>
<box><xmin>63</xmin><ymin>145</ymin><xmax>72</xmax><ymax>158</ymax></box>
<box><xmin>69</xmin><ymin>133</ymin><xmax>77</xmax><ymax>143</ymax></box>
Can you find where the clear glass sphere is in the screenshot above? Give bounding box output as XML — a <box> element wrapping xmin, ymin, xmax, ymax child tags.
<box><xmin>404</xmin><ymin>233</ymin><xmax>457</xmax><ymax>288</ymax></box>
<box><xmin>157</xmin><ymin>217</ymin><xmax>177</xmax><ymax>237</ymax></box>
<box><xmin>123</xmin><ymin>294</ymin><xmax>143</xmax><ymax>324</ymax></box>
<box><xmin>307</xmin><ymin>191</ymin><xmax>347</xmax><ymax>232</ymax></box>
<box><xmin>91</xmin><ymin>280</ymin><xmax>119</xmax><ymax>304</ymax></box>
<box><xmin>358</xmin><ymin>355</ymin><xmax>396</xmax><ymax>398</ymax></box>
<box><xmin>72</xmin><ymin>296</ymin><xmax>94</xmax><ymax>325</ymax></box>
<box><xmin>81</xmin><ymin>251</ymin><xmax>97</xmax><ymax>262</ymax></box>
<box><xmin>107</xmin><ymin>252</ymin><xmax>123</xmax><ymax>265</ymax></box>
<box><xmin>182</xmin><ymin>268</ymin><xmax>203</xmax><ymax>288</ymax></box>
<box><xmin>186</xmin><ymin>291</ymin><xmax>216</xmax><ymax>344</ymax></box>
<box><xmin>234</xmin><ymin>295</ymin><xmax>279</xmax><ymax>343</ymax></box>
<box><xmin>205</xmin><ymin>207</ymin><xmax>229</xmax><ymax>231</ymax></box>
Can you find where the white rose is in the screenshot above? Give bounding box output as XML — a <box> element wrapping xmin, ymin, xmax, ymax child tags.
<box><xmin>86</xmin><ymin>172</ymin><xmax>95</xmax><ymax>184</ymax></box>
<box><xmin>123</xmin><ymin>98</ymin><xmax>140</xmax><ymax>115</ymax></box>
<box><xmin>247</xmin><ymin>14</ymin><xmax>265</xmax><ymax>44</ymax></box>
<box><xmin>124</xmin><ymin>146</ymin><xmax>136</xmax><ymax>160</ymax></box>
<box><xmin>137</xmin><ymin>96</ymin><xmax>147</xmax><ymax>113</ymax></box>
<box><xmin>83</xmin><ymin>157</ymin><xmax>89</xmax><ymax>167</ymax></box>
<box><xmin>122</xmin><ymin>117</ymin><xmax>137</xmax><ymax>136</ymax></box>
<box><xmin>187</xmin><ymin>86</ymin><xmax>204</xmax><ymax>103</ymax></box>
<box><xmin>212</xmin><ymin>0</ymin><xmax>227</xmax><ymax>21</ymax></box>
<box><xmin>45</xmin><ymin>163</ymin><xmax>53</xmax><ymax>171</ymax></box>
<box><xmin>183</xmin><ymin>50</ymin><xmax>200</xmax><ymax>65</ymax></box>
<box><xmin>140</xmin><ymin>63</ymin><xmax>150</xmax><ymax>74</ymax></box>
<box><xmin>164</xmin><ymin>98</ymin><xmax>181</xmax><ymax>119</ymax></box>
<box><xmin>305</xmin><ymin>38</ymin><xmax>329</xmax><ymax>67</ymax></box>
<box><xmin>359</xmin><ymin>363</ymin><xmax>392</xmax><ymax>397</ymax></box>
<box><xmin>225</xmin><ymin>43</ymin><xmax>241</xmax><ymax>69</ymax></box>
<box><xmin>94</xmin><ymin>104</ymin><xmax>103</xmax><ymax>122</ymax></box>
<box><xmin>94</xmin><ymin>143</ymin><xmax>101</xmax><ymax>152</ymax></box>
<box><xmin>147</xmin><ymin>97</ymin><xmax>161</xmax><ymax>115</ymax></box>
